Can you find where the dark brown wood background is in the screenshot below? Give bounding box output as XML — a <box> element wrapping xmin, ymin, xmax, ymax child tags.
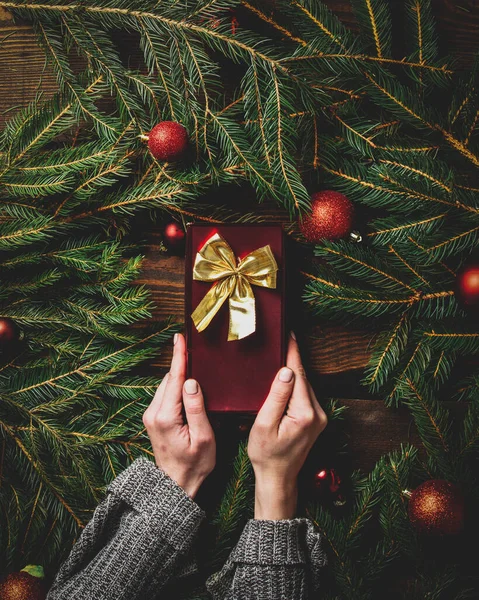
<box><xmin>0</xmin><ymin>0</ymin><xmax>478</xmax><ymax>476</ymax></box>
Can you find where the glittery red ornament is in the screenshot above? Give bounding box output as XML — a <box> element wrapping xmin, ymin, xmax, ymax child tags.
<box><xmin>455</xmin><ymin>262</ymin><xmax>479</xmax><ymax>310</ymax></box>
<box><xmin>162</xmin><ymin>221</ymin><xmax>186</xmax><ymax>254</ymax></box>
<box><xmin>0</xmin><ymin>317</ymin><xmax>21</xmax><ymax>348</ymax></box>
<box><xmin>146</xmin><ymin>121</ymin><xmax>189</xmax><ymax>162</ymax></box>
<box><xmin>300</xmin><ymin>191</ymin><xmax>354</xmax><ymax>243</ymax></box>
<box><xmin>407</xmin><ymin>480</ymin><xmax>464</xmax><ymax>535</ymax></box>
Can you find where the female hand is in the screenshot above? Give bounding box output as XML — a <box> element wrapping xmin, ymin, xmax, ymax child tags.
<box><xmin>142</xmin><ymin>333</ymin><xmax>216</xmax><ymax>499</ymax></box>
<box><xmin>248</xmin><ymin>334</ymin><xmax>328</xmax><ymax>520</ymax></box>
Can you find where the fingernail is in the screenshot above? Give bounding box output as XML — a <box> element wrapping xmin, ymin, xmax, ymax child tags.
<box><xmin>173</xmin><ymin>333</ymin><xmax>178</xmax><ymax>345</ymax></box>
<box><xmin>279</xmin><ymin>367</ymin><xmax>294</xmax><ymax>383</ymax></box>
<box><xmin>290</xmin><ymin>331</ymin><xmax>296</xmax><ymax>340</ymax></box>
<box><xmin>184</xmin><ymin>379</ymin><xmax>198</xmax><ymax>394</ymax></box>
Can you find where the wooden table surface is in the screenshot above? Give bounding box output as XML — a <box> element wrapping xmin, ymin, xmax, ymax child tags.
<box><xmin>1</xmin><ymin>0</ymin><xmax>478</xmax><ymax>475</ymax></box>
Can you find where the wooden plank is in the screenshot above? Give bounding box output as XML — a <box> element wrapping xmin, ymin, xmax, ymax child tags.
<box><xmin>0</xmin><ymin>24</ymin><xmax>57</xmax><ymax>123</ymax></box>
<box><xmin>432</xmin><ymin>0</ymin><xmax>479</xmax><ymax>67</ymax></box>
<box><xmin>327</xmin><ymin>398</ymin><xmax>421</xmax><ymax>472</ymax></box>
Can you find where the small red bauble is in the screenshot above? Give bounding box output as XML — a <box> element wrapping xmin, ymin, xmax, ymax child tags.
<box><xmin>407</xmin><ymin>479</ymin><xmax>464</xmax><ymax>535</ymax></box>
<box><xmin>162</xmin><ymin>221</ymin><xmax>186</xmax><ymax>254</ymax></box>
<box><xmin>313</xmin><ymin>468</ymin><xmax>346</xmax><ymax>506</ymax></box>
<box><xmin>146</xmin><ymin>121</ymin><xmax>189</xmax><ymax>162</ymax></box>
<box><xmin>314</xmin><ymin>468</ymin><xmax>342</xmax><ymax>493</ymax></box>
<box><xmin>455</xmin><ymin>262</ymin><xmax>479</xmax><ymax>310</ymax></box>
<box><xmin>300</xmin><ymin>191</ymin><xmax>354</xmax><ymax>243</ymax></box>
<box><xmin>0</xmin><ymin>317</ymin><xmax>21</xmax><ymax>347</ymax></box>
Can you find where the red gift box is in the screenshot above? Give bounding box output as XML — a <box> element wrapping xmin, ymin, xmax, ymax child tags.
<box><xmin>185</xmin><ymin>223</ymin><xmax>286</xmax><ymax>413</ymax></box>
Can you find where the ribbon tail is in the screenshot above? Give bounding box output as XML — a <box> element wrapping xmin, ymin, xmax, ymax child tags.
<box><xmin>191</xmin><ymin>280</ymin><xmax>231</xmax><ymax>333</ymax></box>
<box><xmin>228</xmin><ymin>279</ymin><xmax>255</xmax><ymax>341</ymax></box>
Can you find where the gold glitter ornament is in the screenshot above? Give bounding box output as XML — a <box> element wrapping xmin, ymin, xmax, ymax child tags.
<box><xmin>0</xmin><ymin>566</ymin><xmax>46</xmax><ymax>600</ymax></box>
<box><xmin>407</xmin><ymin>479</ymin><xmax>464</xmax><ymax>535</ymax></box>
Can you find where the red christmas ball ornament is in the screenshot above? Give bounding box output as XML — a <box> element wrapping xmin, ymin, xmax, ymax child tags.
<box><xmin>300</xmin><ymin>191</ymin><xmax>354</xmax><ymax>243</ymax></box>
<box><xmin>407</xmin><ymin>479</ymin><xmax>464</xmax><ymax>535</ymax></box>
<box><xmin>0</xmin><ymin>317</ymin><xmax>21</xmax><ymax>348</ymax></box>
<box><xmin>145</xmin><ymin>121</ymin><xmax>189</xmax><ymax>162</ymax></box>
<box><xmin>314</xmin><ymin>468</ymin><xmax>341</xmax><ymax>493</ymax></box>
<box><xmin>313</xmin><ymin>468</ymin><xmax>346</xmax><ymax>506</ymax></box>
<box><xmin>162</xmin><ymin>221</ymin><xmax>186</xmax><ymax>254</ymax></box>
<box><xmin>455</xmin><ymin>262</ymin><xmax>479</xmax><ymax>310</ymax></box>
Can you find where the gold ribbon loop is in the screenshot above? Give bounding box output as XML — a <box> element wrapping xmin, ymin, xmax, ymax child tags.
<box><xmin>191</xmin><ymin>233</ymin><xmax>278</xmax><ymax>341</ymax></box>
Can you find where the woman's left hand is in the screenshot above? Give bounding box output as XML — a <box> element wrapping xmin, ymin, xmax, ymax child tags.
<box><xmin>142</xmin><ymin>333</ymin><xmax>216</xmax><ymax>498</ymax></box>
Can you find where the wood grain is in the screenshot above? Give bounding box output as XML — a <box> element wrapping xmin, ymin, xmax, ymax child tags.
<box><xmin>0</xmin><ymin>23</ymin><xmax>57</xmax><ymax>121</ymax></box>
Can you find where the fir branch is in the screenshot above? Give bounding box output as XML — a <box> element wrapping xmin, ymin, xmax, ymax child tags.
<box><xmin>401</xmin><ymin>377</ymin><xmax>451</xmax><ymax>456</ymax></box>
<box><xmin>314</xmin><ymin>242</ymin><xmax>419</xmax><ymax>293</ymax></box>
<box><xmin>211</xmin><ymin>442</ymin><xmax>252</xmax><ymax>569</ymax></box>
<box><xmin>363</xmin><ymin>312</ymin><xmax>410</xmax><ymax>392</ymax></box>
<box><xmin>351</xmin><ymin>0</ymin><xmax>392</xmax><ymax>59</ymax></box>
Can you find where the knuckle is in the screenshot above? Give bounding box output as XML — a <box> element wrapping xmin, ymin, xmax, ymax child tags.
<box><xmin>247</xmin><ymin>444</ymin><xmax>257</xmax><ymax>461</ymax></box>
<box><xmin>269</xmin><ymin>389</ymin><xmax>288</xmax><ymax>404</ymax></box>
<box><xmin>296</xmin><ymin>365</ymin><xmax>307</xmax><ymax>378</ymax></box>
<box><xmin>195</xmin><ymin>434</ymin><xmax>213</xmax><ymax>448</ymax></box>
<box><xmin>252</xmin><ymin>420</ymin><xmax>268</xmax><ymax>434</ymax></box>
<box><xmin>298</xmin><ymin>410</ymin><xmax>316</xmax><ymax>427</ymax></box>
<box><xmin>186</xmin><ymin>399</ymin><xmax>205</xmax><ymax>415</ymax></box>
<box><xmin>318</xmin><ymin>412</ymin><xmax>328</xmax><ymax>430</ymax></box>
<box><xmin>153</xmin><ymin>413</ymin><xmax>170</xmax><ymax>429</ymax></box>
<box><xmin>167</xmin><ymin>371</ymin><xmax>179</xmax><ymax>383</ymax></box>
<box><xmin>142</xmin><ymin>411</ymin><xmax>153</xmax><ymax>429</ymax></box>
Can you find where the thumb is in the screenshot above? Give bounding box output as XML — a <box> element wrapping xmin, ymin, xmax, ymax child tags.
<box><xmin>255</xmin><ymin>367</ymin><xmax>295</xmax><ymax>427</ymax></box>
<box><xmin>183</xmin><ymin>379</ymin><xmax>213</xmax><ymax>438</ymax></box>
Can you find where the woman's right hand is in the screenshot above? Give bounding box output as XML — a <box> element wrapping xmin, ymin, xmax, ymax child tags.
<box><xmin>247</xmin><ymin>333</ymin><xmax>327</xmax><ymax>520</ymax></box>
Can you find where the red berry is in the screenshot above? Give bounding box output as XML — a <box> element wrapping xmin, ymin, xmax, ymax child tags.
<box><xmin>147</xmin><ymin>121</ymin><xmax>189</xmax><ymax>162</ymax></box>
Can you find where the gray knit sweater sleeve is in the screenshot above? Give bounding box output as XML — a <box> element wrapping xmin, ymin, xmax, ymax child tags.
<box><xmin>47</xmin><ymin>458</ymin><xmax>205</xmax><ymax>600</ymax></box>
<box><xmin>47</xmin><ymin>458</ymin><xmax>326</xmax><ymax>600</ymax></box>
<box><xmin>206</xmin><ymin>518</ymin><xmax>327</xmax><ymax>599</ymax></box>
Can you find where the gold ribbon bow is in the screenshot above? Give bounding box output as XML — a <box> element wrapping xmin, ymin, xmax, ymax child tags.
<box><xmin>191</xmin><ymin>233</ymin><xmax>278</xmax><ymax>341</ymax></box>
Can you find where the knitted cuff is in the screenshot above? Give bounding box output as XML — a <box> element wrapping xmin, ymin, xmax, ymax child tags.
<box><xmin>230</xmin><ymin>519</ymin><xmax>309</xmax><ymax>565</ymax></box>
<box><xmin>107</xmin><ymin>458</ymin><xmax>205</xmax><ymax>551</ymax></box>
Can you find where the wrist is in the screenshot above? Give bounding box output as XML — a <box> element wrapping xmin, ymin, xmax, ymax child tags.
<box><xmin>254</xmin><ymin>476</ymin><xmax>297</xmax><ymax>520</ymax></box>
<box><xmin>156</xmin><ymin>464</ymin><xmax>203</xmax><ymax>499</ymax></box>
<box><xmin>177</xmin><ymin>478</ymin><xmax>202</xmax><ymax>499</ymax></box>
